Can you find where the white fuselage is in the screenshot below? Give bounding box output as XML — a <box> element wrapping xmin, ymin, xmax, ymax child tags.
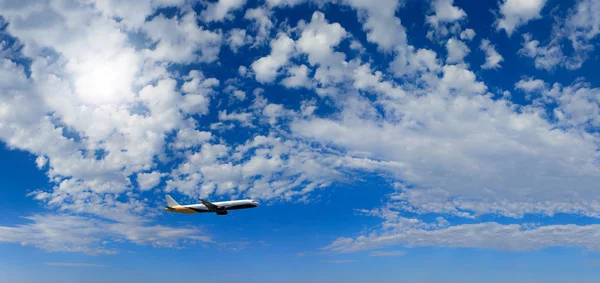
<box><xmin>164</xmin><ymin>199</ymin><xmax>259</xmax><ymax>214</ymax></box>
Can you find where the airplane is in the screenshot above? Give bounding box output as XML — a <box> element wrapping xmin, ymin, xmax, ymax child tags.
<box><xmin>163</xmin><ymin>194</ymin><xmax>259</xmax><ymax>215</ymax></box>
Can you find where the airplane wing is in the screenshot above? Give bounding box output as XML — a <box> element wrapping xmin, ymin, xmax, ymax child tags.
<box><xmin>199</xmin><ymin>199</ymin><xmax>219</xmax><ymax>211</ymax></box>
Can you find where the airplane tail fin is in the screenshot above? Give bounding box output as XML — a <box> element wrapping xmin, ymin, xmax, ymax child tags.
<box><xmin>166</xmin><ymin>195</ymin><xmax>180</xmax><ymax>207</ymax></box>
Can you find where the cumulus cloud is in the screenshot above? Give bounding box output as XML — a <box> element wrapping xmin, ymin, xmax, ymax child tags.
<box><xmin>137</xmin><ymin>171</ymin><xmax>164</xmax><ymax>191</ymax></box>
<box><xmin>165</xmin><ymin>133</ymin><xmax>340</xmax><ymax>200</ymax></box>
<box><xmin>440</xmin><ymin>64</ymin><xmax>487</xmax><ymax>94</ymax></box>
<box><xmin>519</xmin><ymin>33</ymin><xmax>565</xmax><ymax>71</ymax></box>
<box><xmin>35</xmin><ymin>156</ymin><xmax>48</xmax><ymax>169</ymax></box>
<box><xmin>515</xmin><ymin>77</ymin><xmax>547</xmax><ymax>93</ymax></box>
<box><xmin>201</xmin><ymin>0</ymin><xmax>247</xmax><ymax>22</ymax></box>
<box><xmin>480</xmin><ymin>39</ymin><xmax>504</xmax><ymax>69</ymax></box>
<box><xmin>460</xmin><ymin>28</ymin><xmax>476</xmax><ymax>41</ymax></box>
<box><xmin>218</xmin><ymin>110</ymin><xmax>254</xmax><ymax>127</ymax></box>
<box><xmin>224</xmin><ymin>84</ymin><xmax>248</xmax><ymax>101</ymax></box>
<box><xmin>292</xmin><ymin>71</ymin><xmax>600</xmax><ymax>221</ymax></box>
<box><xmin>281</xmin><ymin>64</ymin><xmax>312</xmax><ymax>89</ymax></box>
<box><xmin>496</xmin><ymin>0</ymin><xmax>547</xmax><ymax>36</ymax></box>
<box><xmin>429</xmin><ymin>0</ymin><xmax>467</xmax><ymax>22</ymax></box>
<box><xmin>0</xmin><ymin>1</ymin><xmax>226</xmax><ymax>254</ymax></box>
<box><xmin>88</xmin><ymin>0</ymin><xmax>186</xmax><ymax>30</ymax></box>
<box><xmin>244</xmin><ymin>7</ymin><xmax>274</xmax><ymax>44</ymax></box>
<box><xmin>2</xmin><ymin>0</ymin><xmax>600</xmax><ymax>258</ymax></box>
<box><xmin>344</xmin><ymin>0</ymin><xmax>406</xmax><ymax>51</ymax></box>
<box><xmin>142</xmin><ymin>12</ymin><xmax>222</xmax><ymax>63</ymax></box>
<box><xmin>566</xmin><ymin>0</ymin><xmax>600</xmax><ymax>50</ymax></box>
<box><xmin>426</xmin><ymin>0</ymin><xmax>466</xmax><ymax>27</ymax></box>
<box><xmin>550</xmin><ymin>82</ymin><xmax>600</xmax><ymax>129</ymax></box>
<box><xmin>426</xmin><ymin>0</ymin><xmax>466</xmax><ymax>41</ymax></box>
<box><xmin>297</xmin><ymin>11</ymin><xmax>347</xmax><ymax>66</ymax></box>
<box><xmin>519</xmin><ymin>1</ymin><xmax>600</xmax><ymax>70</ymax></box>
<box><xmin>445</xmin><ymin>38</ymin><xmax>470</xmax><ymax>63</ymax></box>
<box><xmin>227</xmin><ymin>28</ymin><xmax>252</xmax><ymax>53</ymax></box>
<box><xmin>251</xmin><ymin>33</ymin><xmax>295</xmax><ymax>83</ymax></box>
<box><xmin>352</xmin><ymin>64</ymin><xmax>406</xmax><ymax>99</ymax></box>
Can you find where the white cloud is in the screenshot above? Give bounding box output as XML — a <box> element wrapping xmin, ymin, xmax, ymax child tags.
<box><xmin>426</xmin><ymin>0</ymin><xmax>466</xmax><ymax>41</ymax></box>
<box><xmin>515</xmin><ymin>77</ymin><xmax>546</xmax><ymax>93</ymax></box>
<box><xmin>0</xmin><ymin>214</ymin><xmax>211</xmax><ymax>255</ymax></box>
<box><xmin>292</xmin><ymin>69</ymin><xmax>600</xmax><ymax>220</ymax></box>
<box><xmin>266</xmin><ymin>0</ymin><xmax>306</xmax><ymax>7</ymax></box>
<box><xmin>224</xmin><ymin>83</ymin><xmax>248</xmax><ymax>101</ymax></box>
<box><xmin>460</xmin><ymin>28</ymin><xmax>476</xmax><ymax>41</ymax></box>
<box><xmin>480</xmin><ymin>39</ymin><xmax>504</xmax><ymax>69</ymax></box>
<box><xmin>251</xmin><ymin>33</ymin><xmax>295</xmax><ymax>83</ymax></box>
<box><xmin>244</xmin><ymin>7</ymin><xmax>274</xmax><ymax>44</ymax></box>
<box><xmin>166</xmin><ymin>134</ymin><xmax>340</xmax><ymax>200</ymax></box>
<box><xmin>180</xmin><ymin>70</ymin><xmax>219</xmax><ymax>115</ymax></box>
<box><xmin>496</xmin><ymin>0</ymin><xmax>547</xmax><ymax>36</ymax></box>
<box><xmin>519</xmin><ymin>1</ymin><xmax>600</xmax><ymax>70</ymax></box>
<box><xmin>281</xmin><ymin>64</ymin><xmax>312</xmax><ymax>89</ymax></box>
<box><xmin>227</xmin><ymin>28</ymin><xmax>252</xmax><ymax>53</ymax></box>
<box><xmin>326</xmin><ymin>220</ymin><xmax>600</xmax><ymax>253</ymax></box>
<box><xmin>445</xmin><ymin>38</ymin><xmax>470</xmax><ymax>63</ymax></box>
<box><xmin>35</xmin><ymin>156</ymin><xmax>48</xmax><ymax>169</ymax></box>
<box><xmin>518</xmin><ymin>33</ymin><xmax>564</xmax><ymax>71</ymax></box>
<box><xmin>201</xmin><ymin>0</ymin><xmax>247</xmax><ymax>22</ymax></box>
<box><xmin>136</xmin><ymin>171</ymin><xmax>164</xmax><ymax>191</ymax></box>
<box><xmin>349</xmin><ymin>40</ymin><xmax>365</xmax><ymax>53</ymax></box>
<box><xmin>550</xmin><ymin>83</ymin><xmax>600</xmax><ymax>129</ymax></box>
<box><xmin>88</xmin><ymin>0</ymin><xmax>186</xmax><ymax>30</ymax></box>
<box><xmin>218</xmin><ymin>110</ymin><xmax>254</xmax><ymax>127</ymax></box>
<box><xmin>344</xmin><ymin>0</ymin><xmax>439</xmax><ymax>84</ymax></box>
<box><xmin>173</xmin><ymin>127</ymin><xmax>213</xmax><ymax>149</ymax></box>
<box><xmin>353</xmin><ymin>64</ymin><xmax>406</xmax><ymax>99</ymax></box>
<box><xmin>566</xmin><ymin>0</ymin><xmax>600</xmax><ymax>50</ymax></box>
<box><xmin>290</xmin><ymin>12</ymin><xmax>354</xmax><ymax>95</ymax></box>
<box><xmin>2</xmin><ymin>0</ymin><xmax>600</xmax><ymax>258</ymax></box>
<box><xmin>142</xmin><ymin>12</ymin><xmax>222</xmax><ymax>63</ymax></box>
<box><xmin>430</xmin><ymin>0</ymin><xmax>466</xmax><ymax>22</ymax></box>
<box><xmin>344</xmin><ymin>0</ymin><xmax>406</xmax><ymax>51</ymax></box>
<box><xmin>440</xmin><ymin>64</ymin><xmax>487</xmax><ymax>95</ymax></box>
<box><xmin>297</xmin><ymin>12</ymin><xmax>347</xmax><ymax>66</ymax></box>
<box><xmin>238</xmin><ymin>65</ymin><xmax>248</xmax><ymax>77</ymax></box>
<box><xmin>426</xmin><ymin>0</ymin><xmax>466</xmax><ymax>27</ymax></box>
<box><xmin>0</xmin><ymin>2</ymin><xmax>224</xmax><ymax>236</ymax></box>
<box><xmin>233</xmin><ymin>90</ymin><xmax>247</xmax><ymax>101</ymax></box>
<box><xmin>390</xmin><ymin>47</ymin><xmax>441</xmax><ymax>78</ymax></box>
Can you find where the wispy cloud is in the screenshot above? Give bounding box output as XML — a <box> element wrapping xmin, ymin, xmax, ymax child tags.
<box><xmin>322</xmin><ymin>259</ymin><xmax>355</xmax><ymax>264</ymax></box>
<box><xmin>369</xmin><ymin>250</ymin><xmax>406</xmax><ymax>257</ymax></box>
<box><xmin>45</xmin><ymin>262</ymin><xmax>107</xmax><ymax>268</ymax></box>
<box><xmin>0</xmin><ymin>214</ymin><xmax>212</xmax><ymax>255</ymax></box>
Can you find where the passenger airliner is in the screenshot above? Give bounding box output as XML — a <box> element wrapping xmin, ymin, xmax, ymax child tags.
<box><xmin>164</xmin><ymin>195</ymin><xmax>259</xmax><ymax>215</ymax></box>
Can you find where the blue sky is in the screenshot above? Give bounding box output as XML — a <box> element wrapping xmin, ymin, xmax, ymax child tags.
<box><xmin>1</xmin><ymin>0</ymin><xmax>600</xmax><ymax>282</ymax></box>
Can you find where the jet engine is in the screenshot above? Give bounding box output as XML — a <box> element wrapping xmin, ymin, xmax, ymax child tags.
<box><xmin>216</xmin><ymin>209</ymin><xmax>228</xmax><ymax>215</ymax></box>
